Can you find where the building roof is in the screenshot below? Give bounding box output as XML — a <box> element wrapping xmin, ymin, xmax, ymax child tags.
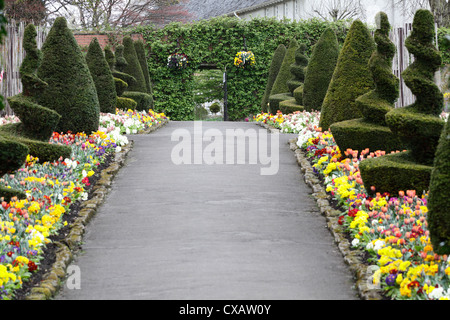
<box><xmin>181</xmin><ymin>0</ymin><xmax>272</xmax><ymax>21</ymax></box>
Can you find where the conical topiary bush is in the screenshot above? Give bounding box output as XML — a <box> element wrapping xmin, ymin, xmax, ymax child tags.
<box><xmin>302</xmin><ymin>28</ymin><xmax>339</xmax><ymax>112</ymax></box>
<box><xmin>330</xmin><ymin>12</ymin><xmax>404</xmax><ymax>154</ymax></box>
<box><xmin>1</xmin><ymin>23</ymin><xmax>71</xmax><ymax>159</ymax></box>
<box><xmin>359</xmin><ymin>9</ymin><xmax>445</xmax><ymax>195</ymax></box>
<box><xmin>122</xmin><ymin>36</ymin><xmax>147</xmax><ymax>93</ymax></box>
<box><xmin>428</xmin><ymin>117</ymin><xmax>450</xmax><ymax>255</ymax></box>
<box><xmin>134</xmin><ymin>39</ymin><xmax>153</xmax><ymax>95</ymax></box>
<box><xmin>319</xmin><ymin>19</ymin><xmax>375</xmax><ymax>131</ymax></box>
<box><xmin>260</xmin><ymin>44</ymin><xmax>286</xmax><ymax>113</ymax></box>
<box><xmin>268</xmin><ymin>39</ymin><xmax>299</xmax><ymax>114</ymax></box>
<box><xmin>36</xmin><ymin>17</ymin><xmax>100</xmax><ymax>134</ymax></box>
<box><xmin>86</xmin><ymin>37</ymin><xmax>117</xmax><ymax>114</ymax></box>
<box><xmin>278</xmin><ymin>43</ymin><xmax>309</xmax><ymax>114</ymax></box>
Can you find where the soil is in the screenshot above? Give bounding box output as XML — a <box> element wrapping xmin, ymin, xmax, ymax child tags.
<box><xmin>12</xmin><ymin>153</ymin><xmax>114</xmax><ymax>300</ymax></box>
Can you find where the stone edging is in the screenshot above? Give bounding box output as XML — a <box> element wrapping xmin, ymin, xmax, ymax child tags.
<box><xmin>24</xmin><ymin>119</ymin><xmax>169</xmax><ymax>300</ymax></box>
<box><xmin>255</xmin><ymin>121</ymin><xmax>384</xmax><ymax>300</ymax></box>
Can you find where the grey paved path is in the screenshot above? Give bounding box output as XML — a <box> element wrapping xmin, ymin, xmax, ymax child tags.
<box><xmin>55</xmin><ymin>121</ymin><xmax>358</xmax><ymax>300</ymax></box>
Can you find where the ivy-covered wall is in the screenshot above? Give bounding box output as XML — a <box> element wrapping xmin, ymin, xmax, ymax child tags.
<box><xmin>132</xmin><ymin>17</ymin><xmax>350</xmax><ymax>121</ymax></box>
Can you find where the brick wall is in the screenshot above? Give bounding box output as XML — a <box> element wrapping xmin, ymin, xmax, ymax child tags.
<box><xmin>74</xmin><ymin>33</ymin><xmax>144</xmax><ymax>50</ymax></box>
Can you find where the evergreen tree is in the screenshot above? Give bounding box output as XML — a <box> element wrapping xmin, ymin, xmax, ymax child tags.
<box><xmin>302</xmin><ymin>28</ymin><xmax>339</xmax><ymax>111</ymax></box>
<box><xmin>319</xmin><ymin>19</ymin><xmax>375</xmax><ymax>130</ymax></box>
<box><xmin>36</xmin><ymin>17</ymin><xmax>100</xmax><ymax>134</ymax></box>
<box><xmin>86</xmin><ymin>37</ymin><xmax>117</xmax><ymax>113</ymax></box>
<box><xmin>122</xmin><ymin>36</ymin><xmax>147</xmax><ymax>93</ymax></box>
<box><xmin>260</xmin><ymin>44</ymin><xmax>286</xmax><ymax>112</ymax></box>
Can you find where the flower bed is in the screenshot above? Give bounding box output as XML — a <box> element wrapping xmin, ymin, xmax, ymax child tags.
<box><xmin>254</xmin><ymin>109</ymin><xmax>450</xmax><ymax>300</ymax></box>
<box><xmin>0</xmin><ymin>108</ymin><xmax>166</xmax><ymax>300</ymax></box>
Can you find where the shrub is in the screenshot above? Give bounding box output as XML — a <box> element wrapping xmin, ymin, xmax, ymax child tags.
<box><xmin>302</xmin><ymin>28</ymin><xmax>339</xmax><ymax>111</ymax></box>
<box><xmin>36</xmin><ymin>17</ymin><xmax>100</xmax><ymax>134</ymax></box>
<box><xmin>428</xmin><ymin>118</ymin><xmax>450</xmax><ymax>254</ymax></box>
<box><xmin>209</xmin><ymin>102</ymin><xmax>221</xmax><ymax>114</ymax></box>
<box><xmin>117</xmin><ymin>96</ymin><xmax>137</xmax><ymax>110</ymax></box>
<box><xmin>86</xmin><ymin>37</ymin><xmax>117</xmax><ymax>113</ymax></box>
<box><xmin>287</xmin><ymin>43</ymin><xmax>308</xmax><ymax>95</ymax></box>
<box><xmin>1</xmin><ymin>23</ymin><xmax>71</xmax><ymax>163</ymax></box>
<box><xmin>0</xmin><ymin>136</ymin><xmax>28</xmax><ymax>200</ymax></box>
<box><xmin>114</xmin><ymin>77</ymin><xmax>128</xmax><ymax>96</ymax></box>
<box><xmin>331</xmin><ymin>12</ymin><xmax>404</xmax><ymax>154</ymax></box>
<box><xmin>122</xmin><ymin>36</ymin><xmax>147</xmax><ymax>93</ymax></box>
<box><xmin>270</xmin><ymin>39</ymin><xmax>298</xmax><ymax>96</ymax></box>
<box><xmin>260</xmin><ymin>44</ymin><xmax>286</xmax><ymax>112</ymax></box>
<box><xmin>134</xmin><ymin>39</ymin><xmax>153</xmax><ymax>95</ymax></box>
<box><xmin>122</xmin><ymin>91</ymin><xmax>153</xmax><ymax>111</ymax></box>
<box><xmin>319</xmin><ymin>19</ymin><xmax>375</xmax><ymax>131</ymax></box>
<box><xmin>360</xmin><ymin>9</ymin><xmax>445</xmax><ymax>195</ymax></box>
<box><xmin>104</xmin><ymin>45</ymin><xmax>116</xmax><ymax>70</ymax></box>
<box><xmin>268</xmin><ymin>39</ymin><xmax>298</xmax><ymax>113</ymax></box>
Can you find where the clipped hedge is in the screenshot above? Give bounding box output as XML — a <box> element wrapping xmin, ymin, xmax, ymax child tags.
<box><xmin>117</xmin><ymin>96</ymin><xmax>137</xmax><ymax>110</ymax></box>
<box><xmin>319</xmin><ymin>19</ymin><xmax>375</xmax><ymax>131</ymax></box>
<box><xmin>287</xmin><ymin>43</ymin><xmax>308</xmax><ymax>94</ymax></box>
<box><xmin>302</xmin><ymin>28</ymin><xmax>339</xmax><ymax>111</ymax></box>
<box><xmin>260</xmin><ymin>44</ymin><xmax>286</xmax><ymax>112</ymax></box>
<box><xmin>122</xmin><ymin>91</ymin><xmax>153</xmax><ymax>111</ymax></box>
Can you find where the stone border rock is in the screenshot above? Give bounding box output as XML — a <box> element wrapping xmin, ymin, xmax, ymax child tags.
<box><xmin>254</xmin><ymin>121</ymin><xmax>384</xmax><ymax>300</ymax></box>
<box><xmin>24</xmin><ymin>119</ymin><xmax>169</xmax><ymax>300</ymax></box>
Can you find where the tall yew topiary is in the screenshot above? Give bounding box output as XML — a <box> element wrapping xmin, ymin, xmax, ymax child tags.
<box><xmin>268</xmin><ymin>39</ymin><xmax>298</xmax><ymax>113</ymax></box>
<box><xmin>134</xmin><ymin>39</ymin><xmax>153</xmax><ymax>95</ymax></box>
<box><xmin>302</xmin><ymin>28</ymin><xmax>339</xmax><ymax>111</ymax></box>
<box><xmin>330</xmin><ymin>12</ymin><xmax>403</xmax><ymax>154</ymax></box>
<box><xmin>428</xmin><ymin>118</ymin><xmax>450</xmax><ymax>255</ymax></box>
<box><xmin>86</xmin><ymin>37</ymin><xmax>117</xmax><ymax>114</ymax></box>
<box><xmin>359</xmin><ymin>9</ymin><xmax>445</xmax><ymax>195</ymax></box>
<box><xmin>36</xmin><ymin>17</ymin><xmax>100</xmax><ymax>134</ymax></box>
<box><xmin>319</xmin><ymin>20</ymin><xmax>375</xmax><ymax>131</ymax></box>
<box><xmin>278</xmin><ymin>43</ymin><xmax>309</xmax><ymax>114</ymax></box>
<box><xmin>122</xmin><ymin>36</ymin><xmax>147</xmax><ymax>93</ymax></box>
<box><xmin>260</xmin><ymin>44</ymin><xmax>286</xmax><ymax>112</ymax></box>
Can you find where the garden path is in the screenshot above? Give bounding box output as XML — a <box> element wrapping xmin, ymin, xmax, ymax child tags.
<box><xmin>55</xmin><ymin>121</ymin><xmax>358</xmax><ymax>300</ymax></box>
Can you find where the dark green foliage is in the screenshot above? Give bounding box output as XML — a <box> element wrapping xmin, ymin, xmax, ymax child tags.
<box><xmin>359</xmin><ymin>151</ymin><xmax>432</xmax><ymax>196</ymax></box>
<box><xmin>385</xmin><ymin>9</ymin><xmax>444</xmax><ymax>165</ymax></box>
<box><xmin>134</xmin><ymin>40</ymin><xmax>153</xmax><ymax>95</ymax></box>
<box><xmin>1</xmin><ymin>23</ymin><xmax>71</xmax><ymax>183</ymax></box>
<box><xmin>319</xmin><ymin>20</ymin><xmax>375</xmax><ymax>130</ymax></box>
<box><xmin>209</xmin><ymin>102</ymin><xmax>220</xmax><ymax>114</ymax></box>
<box><xmin>3</xmin><ymin>94</ymin><xmax>61</xmax><ymax>141</ymax></box>
<box><xmin>36</xmin><ymin>17</ymin><xmax>100</xmax><ymax>134</ymax></box>
<box><xmin>293</xmin><ymin>85</ymin><xmax>303</xmax><ymax>105</ymax></box>
<box><xmin>114</xmin><ymin>77</ymin><xmax>128</xmax><ymax>96</ymax></box>
<box><xmin>113</xmin><ymin>70</ymin><xmax>137</xmax><ymax>88</ymax></box>
<box><xmin>287</xmin><ymin>43</ymin><xmax>308</xmax><ymax>94</ymax></box>
<box><xmin>428</xmin><ymin>119</ymin><xmax>450</xmax><ymax>254</ymax></box>
<box><xmin>104</xmin><ymin>45</ymin><xmax>116</xmax><ymax>70</ymax></box>
<box><xmin>122</xmin><ymin>36</ymin><xmax>147</xmax><ymax>93</ymax></box>
<box><xmin>270</xmin><ymin>39</ymin><xmax>298</xmax><ymax>97</ymax></box>
<box><xmin>86</xmin><ymin>37</ymin><xmax>117</xmax><ymax>113</ymax></box>
<box><xmin>302</xmin><ymin>28</ymin><xmax>339</xmax><ymax>111</ymax></box>
<box><xmin>268</xmin><ymin>92</ymin><xmax>292</xmax><ymax>114</ymax></box>
<box><xmin>117</xmin><ymin>96</ymin><xmax>137</xmax><ymax>110</ymax></box>
<box><xmin>260</xmin><ymin>44</ymin><xmax>286</xmax><ymax>112</ymax></box>
<box><xmin>278</xmin><ymin>98</ymin><xmax>304</xmax><ymax>114</ymax></box>
<box><xmin>360</xmin><ymin>9</ymin><xmax>445</xmax><ymax>196</ymax></box>
<box><xmin>122</xmin><ymin>91</ymin><xmax>153</xmax><ymax>111</ymax></box>
<box><xmin>114</xmin><ymin>45</ymin><xmax>128</xmax><ymax>72</ymax></box>
<box><xmin>331</xmin><ymin>12</ymin><xmax>403</xmax><ymax>154</ymax></box>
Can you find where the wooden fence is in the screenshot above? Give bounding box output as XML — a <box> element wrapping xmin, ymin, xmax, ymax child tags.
<box><xmin>0</xmin><ymin>20</ymin><xmax>47</xmax><ymax>116</ymax></box>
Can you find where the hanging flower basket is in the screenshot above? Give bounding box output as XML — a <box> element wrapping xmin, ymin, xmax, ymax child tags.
<box><xmin>234</xmin><ymin>51</ymin><xmax>255</xmax><ymax>68</ymax></box>
<box><xmin>167</xmin><ymin>53</ymin><xmax>188</xmax><ymax>69</ymax></box>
